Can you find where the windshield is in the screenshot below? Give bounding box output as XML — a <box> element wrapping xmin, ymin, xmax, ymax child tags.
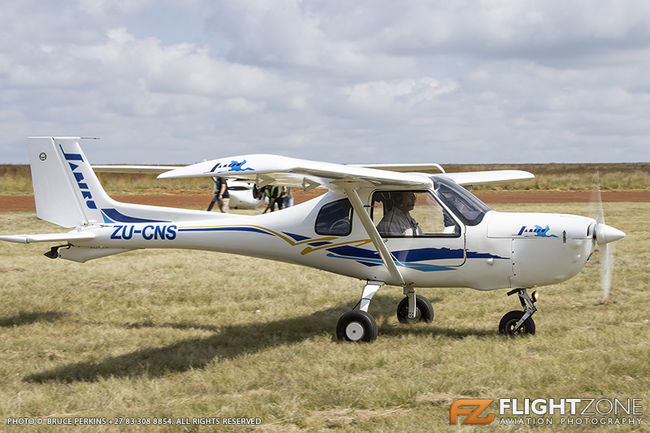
<box><xmin>432</xmin><ymin>176</ymin><xmax>491</xmax><ymax>226</ymax></box>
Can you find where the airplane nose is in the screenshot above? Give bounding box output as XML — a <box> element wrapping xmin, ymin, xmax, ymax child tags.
<box><xmin>595</xmin><ymin>223</ymin><xmax>625</xmax><ymax>245</ymax></box>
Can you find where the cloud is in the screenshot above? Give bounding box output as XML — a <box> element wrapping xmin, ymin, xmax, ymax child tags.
<box><xmin>345</xmin><ymin>77</ymin><xmax>457</xmax><ymax>115</ymax></box>
<box><xmin>0</xmin><ymin>0</ymin><xmax>649</xmax><ymax>163</ymax></box>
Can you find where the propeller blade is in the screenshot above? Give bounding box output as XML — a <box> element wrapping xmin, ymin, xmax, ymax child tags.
<box><xmin>600</xmin><ymin>243</ymin><xmax>614</xmax><ymax>306</ymax></box>
<box><xmin>590</xmin><ymin>170</ymin><xmax>619</xmax><ymax>306</ymax></box>
<box><xmin>590</xmin><ymin>171</ymin><xmax>605</xmax><ymax>225</ymax></box>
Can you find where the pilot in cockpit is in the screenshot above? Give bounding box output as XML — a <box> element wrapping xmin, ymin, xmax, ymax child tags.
<box><xmin>376</xmin><ymin>191</ymin><xmax>422</xmax><ymax>237</ymax></box>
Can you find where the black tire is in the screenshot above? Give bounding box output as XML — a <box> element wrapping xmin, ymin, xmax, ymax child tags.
<box><xmin>396</xmin><ymin>295</ymin><xmax>434</xmax><ymax>324</ymax></box>
<box><xmin>336</xmin><ymin>310</ymin><xmax>378</xmax><ymax>342</ymax></box>
<box><xmin>498</xmin><ymin>310</ymin><xmax>536</xmax><ymax>336</ymax></box>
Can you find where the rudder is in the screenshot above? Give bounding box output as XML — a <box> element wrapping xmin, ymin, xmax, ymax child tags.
<box><xmin>28</xmin><ymin>137</ymin><xmax>114</xmax><ymax>227</ymax></box>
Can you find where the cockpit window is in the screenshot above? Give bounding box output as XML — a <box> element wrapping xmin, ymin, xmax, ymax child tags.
<box><xmin>315</xmin><ymin>199</ymin><xmax>353</xmax><ymax>236</ymax></box>
<box><xmin>432</xmin><ymin>176</ymin><xmax>491</xmax><ymax>226</ymax></box>
<box><xmin>371</xmin><ymin>190</ymin><xmax>460</xmax><ymax>238</ymax></box>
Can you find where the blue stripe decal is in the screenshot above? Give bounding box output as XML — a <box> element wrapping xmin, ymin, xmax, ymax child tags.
<box><xmin>101</xmin><ymin>209</ymin><xmax>169</xmax><ymax>223</ymax></box>
<box><xmin>283</xmin><ymin>232</ymin><xmax>310</xmax><ymax>242</ymax></box>
<box><xmin>308</xmin><ymin>241</ymin><xmax>331</xmax><ymax>247</ymax></box>
<box><xmin>100</xmin><ymin>211</ymin><xmax>115</xmax><ymax>224</ymax></box>
<box><xmin>466</xmin><ymin>251</ymin><xmax>508</xmax><ymax>259</ymax></box>
<box><xmin>326</xmin><ymin>253</ymin><xmax>456</xmax><ymax>272</ymax></box>
<box><xmin>327</xmin><ymin>245</ymin><xmax>507</xmax><ymax>262</ymax></box>
<box><xmin>326</xmin><ymin>246</ymin><xmax>464</xmax><ymax>261</ymax></box>
<box><xmin>178</xmin><ymin>227</ymin><xmax>273</xmax><ymax>235</ymax></box>
<box><xmin>325</xmin><ymin>245</ymin><xmax>508</xmax><ymax>272</ymax></box>
<box><xmin>59</xmin><ymin>144</ymin><xmax>84</xmax><ymax>161</ymax></box>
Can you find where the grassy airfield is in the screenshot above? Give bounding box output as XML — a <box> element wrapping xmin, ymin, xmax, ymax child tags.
<box><xmin>0</xmin><ymin>200</ymin><xmax>648</xmax><ymax>432</ymax></box>
<box><xmin>1</xmin><ymin>163</ymin><xmax>649</xmax><ymax>195</ymax></box>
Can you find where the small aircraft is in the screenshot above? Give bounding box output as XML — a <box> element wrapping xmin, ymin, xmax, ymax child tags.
<box><xmin>0</xmin><ymin>137</ymin><xmax>625</xmax><ymax>342</ymax></box>
<box><xmin>91</xmin><ymin>164</ymin><xmax>267</xmax><ymax>210</ymax></box>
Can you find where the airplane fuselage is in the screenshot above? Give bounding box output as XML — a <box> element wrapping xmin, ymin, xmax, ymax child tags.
<box><xmin>2</xmin><ymin>137</ymin><xmax>626</xmax><ymax>341</ymax></box>
<box><xmin>61</xmin><ymin>189</ymin><xmax>597</xmax><ymax>291</ymax></box>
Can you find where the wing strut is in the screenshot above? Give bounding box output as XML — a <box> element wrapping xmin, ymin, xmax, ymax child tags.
<box><xmin>343</xmin><ymin>187</ymin><xmax>405</xmax><ymax>286</ymax></box>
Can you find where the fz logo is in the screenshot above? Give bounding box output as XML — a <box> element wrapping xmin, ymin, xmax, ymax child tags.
<box><xmin>450</xmin><ymin>399</ymin><xmax>494</xmax><ymax>425</ymax></box>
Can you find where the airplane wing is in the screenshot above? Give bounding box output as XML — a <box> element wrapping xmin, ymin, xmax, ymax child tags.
<box><xmin>94</xmin><ymin>163</ymin><xmax>446</xmax><ymax>174</ymax></box>
<box><xmin>440</xmin><ymin>170</ymin><xmax>534</xmax><ymax>186</ymax></box>
<box><xmin>354</xmin><ymin>163</ymin><xmax>445</xmax><ymax>173</ymax></box>
<box><xmin>95</xmin><ymin>161</ymin><xmax>530</xmax><ymax>189</ymax></box>
<box><xmin>157</xmin><ymin>154</ymin><xmax>433</xmax><ymax>191</ymax></box>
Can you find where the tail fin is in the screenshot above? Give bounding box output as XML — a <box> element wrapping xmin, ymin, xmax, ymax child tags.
<box><xmin>29</xmin><ymin>137</ymin><xmax>115</xmax><ymax>227</ymax></box>
<box><xmin>28</xmin><ymin>136</ymin><xmax>223</xmax><ymax>228</ymax></box>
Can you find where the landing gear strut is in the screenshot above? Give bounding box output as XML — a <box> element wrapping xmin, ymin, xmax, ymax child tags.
<box><xmin>499</xmin><ymin>288</ymin><xmax>538</xmax><ymax>336</ymax></box>
<box><xmin>396</xmin><ymin>290</ymin><xmax>434</xmax><ymax>324</ymax></box>
<box><xmin>336</xmin><ymin>282</ymin><xmax>436</xmax><ymax>342</ymax></box>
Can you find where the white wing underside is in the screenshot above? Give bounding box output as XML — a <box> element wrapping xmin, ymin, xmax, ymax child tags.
<box><xmin>94</xmin><ymin>158</ymin><xmax>533</xmax><ymax>190</ymax></box>
<box><xmin>156</xmin><ymin>155</ymin><xmax>434</xmax><ymax>191</ymax></box>
<box><xmin>441</xmin><ymin>170</ymin><xmax>534</xmax><ymax>186</ymax></box>
<box><xmin>93</xmin><ymin>163</ymin><xmax>445</xmax><ymax>175</ymax></box>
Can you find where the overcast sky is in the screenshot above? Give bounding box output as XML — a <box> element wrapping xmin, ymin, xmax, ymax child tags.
<box><xmin>1</xmin><ymin>0</ymin><xmax>649</xmax><ymax>164</ymax></box>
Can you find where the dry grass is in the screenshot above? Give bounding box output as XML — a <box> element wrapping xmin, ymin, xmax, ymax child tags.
<box><xmin>0</xmin><ymin>201</ymin><xmax>648</xmax><ymax>432</ymax></box>
<box><xmin>1</xmin><ymin>163</ymin><xmax>648</xmax><ymax>195</ymax></box>
<box><xmin>0</xmin><ymin>166</ymin><xmax>211</xmax><ymax>196</ymax></box>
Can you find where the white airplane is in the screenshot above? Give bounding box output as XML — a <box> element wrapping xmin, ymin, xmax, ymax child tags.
<box><xmin>91</xmin><ymin>164</ymin><xmax>266</xmax><ymax>210</ymax></box>
<box><xmin>0</xmin><ymin>137</ymin><xmax>625</xmax><ymax>342</ymax></box>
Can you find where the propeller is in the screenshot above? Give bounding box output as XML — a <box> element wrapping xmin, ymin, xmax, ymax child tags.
<box><xmin>590</xmin><ymin>172</ymin><xmax>625</xmax><ymax>306</ymax></box>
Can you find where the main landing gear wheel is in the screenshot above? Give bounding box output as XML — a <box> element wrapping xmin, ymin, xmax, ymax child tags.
<box><xmin>499</xmin><ymin>310</ymin><xmax>535</xmax><ymax>336</ymax></box>
<box><xmin>336</xmin><ymin>310</ymin><xmax>378</xmax><ymax>342</ymax></box>
<box><xmin>396</xmin><ymin>294</ymin><xmax>434</xmax><ymax>324</ymax></box>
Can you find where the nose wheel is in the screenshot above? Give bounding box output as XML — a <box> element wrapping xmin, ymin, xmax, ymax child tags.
<box><xmin>499</xmin><ymin>288</ymin><xmax>538</xmax><ymax>336</ymax></box>
<box><xmin>499</xmin><ymin>310</ymin><xmax>535</xmax><ymax>335</ymax></box>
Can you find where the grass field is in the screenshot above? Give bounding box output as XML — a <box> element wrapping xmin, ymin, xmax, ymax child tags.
<box><xmin>1</xmin><ymin>163</ymin><xmax>649</xmax><ymax>195</ymax></box>
<box><xmin>0</xmin><ymin>200</ymin><xmax>648</xmax><ymax>432</ymax></box>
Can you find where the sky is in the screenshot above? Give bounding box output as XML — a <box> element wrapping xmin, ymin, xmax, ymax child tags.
<box><xmin>1</xmin><ymin>0</ymin><xmax>649</xmax><ymax>164</ymax></box>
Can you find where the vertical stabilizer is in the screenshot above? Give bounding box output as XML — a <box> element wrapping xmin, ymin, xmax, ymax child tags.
<box><xmin>28</xmin><ymin>137</ymin><xmax>114</xmax><ymax>227</ymax></box>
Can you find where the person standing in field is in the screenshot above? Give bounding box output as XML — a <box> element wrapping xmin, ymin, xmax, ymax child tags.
<box><xmin>281</xmin><ymin>186</ymin><xmax>293</xmax><ymax>208</ymax></box>
<box><xmin>207</xmin><ymin>177</ymin><xmax>229</xmax><ymax>213</ymax></box>
<box><xmin>262</xmin><ymin>185</ymin><xmax>284</xmax><ymax>213</ymax></box>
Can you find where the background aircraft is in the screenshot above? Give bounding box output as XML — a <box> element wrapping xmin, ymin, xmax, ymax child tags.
<box><xmin>92</xmin><ymin>164</ymin><xmax>266</xmax><ymax>210</ymax></box>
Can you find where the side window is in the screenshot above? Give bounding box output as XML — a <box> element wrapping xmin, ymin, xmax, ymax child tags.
<box><xmin>315</xmin><ymin>199</ymin><xmax>353</xmax><ymax>236</ymax></box>
<box><xmin>371</xmin><ymin>191</ymin><xmax>460</xmax><ymax>237</ymax></box>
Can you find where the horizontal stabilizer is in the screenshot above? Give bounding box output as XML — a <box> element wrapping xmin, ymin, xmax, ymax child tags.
<box><xmin>441</xmin><ymin>170</ymin><xmax>534</xmax><ymax>186</ymax></box>
<box><xmin>92</xmin><ymin>165</ymin><xmax>181</xmax><ymax>174</ymax></box>
<box><xmin>0</xmin><ymin>231</ymin><xmax>95</xmax><ymax>244</ymax></box>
